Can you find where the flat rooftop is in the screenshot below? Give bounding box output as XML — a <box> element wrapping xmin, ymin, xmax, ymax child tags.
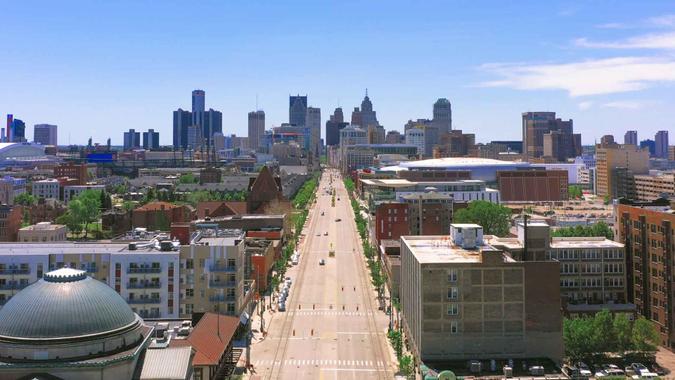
<box><xmin>0</xmin><ymin>241</ymin><xmax>179</xmax><ymax>256</ymax></box>
<box><xmin>485</xmin><ymin>235</ymin><xmax>624</xmax><ymax>249</ymax></box>
<box><xmin>401</xmin><ymin>235</ymin><xmax>512</xmax><ymax>264</ymax></box>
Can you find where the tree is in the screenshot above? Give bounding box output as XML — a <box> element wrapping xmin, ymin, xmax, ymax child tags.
<box><xmin>122</xmin><ymin>200</ymin><xmax>136</xmax><ymax>212</ymax></box>
<box><xmin>569</xmin><ymin>185</ymin><xmax>583</xmax><ymax>200</ymax></box>
<box><xmin>57</xmin><ymin>212</ymin><xmax>82</xmax><ymax>237</ymax></box>
<box><xmin>563</xmin><ymin>317</ymin><xmax>594</xmax><ymax>360</ymax></box>
<box><xmin>68</xmin><ymin>190</ymin><xmax>102</xmax><ymax>239</ymax></box>
<box><xmin>552</xmin><ymin>221</ymin><xmax>614</xmax><ymax>240</ymax></box>
<box><xmin>399</xmin><ymin>355</ymin><xmax>414</xmax><ymax>378</ymax></box>
<box><xmin>179</xmin><ymin>173</ymin><xmax>198</xmax><ymax>184</ymax></box>
<box><xmin>14</xmin><ymin>193</ymin><xmax>36</xmax><ymax>207</ymax></box>
<box><xmin>613</xmin><ymin>313</ymin><xmax>633</xmax><ymax>354</ymax></box>
<box><xmin>591</xmin><ymin>309</ymin><xmax>616</xmax><ymax>352</ymax></box>
<box><xmin>633</xmin><ymin>317</ymin><xmax>659</xmax><ymax>353</ymax></box>
<box><xmin>453</xmin><ymin>200</ymin><xmax>511</xmax><ymax>236</ymax></box>
<box><xmin>143</xmin><ymin>188</ymin><xmax>156</xmax><ymax>204</ymax></box>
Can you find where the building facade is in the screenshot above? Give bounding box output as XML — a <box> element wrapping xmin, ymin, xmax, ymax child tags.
<box><xmin>31</xmin><ymin>178</ymin><xmax>60</xmax><ymax>200</ymax></box>
<box><xmin>497</xmin><ymin>169</ymin><xmax>569</xmax><ymax>202</ymax></box>
<box><xmin>655</xmin><ymin>130</ymin><xmax>669</xmax><ymax>159</ymax></box>
<box><xmin>624</xmin><ymin>130</ymin><xmax>638</xmax><ymax>146</ymax></box>
<box><xmin>18</xmin><ymin>222</ymin><xmax>67</xmax><ymax>242</ymax></box>
<box><xmin>289</xmin><ymin>95</ymin><xmax>307</xmax><ymax>126</ymax></box>
<box><xmin>522</xmin><ymin>112</ymin><xmax>580</xmax><ymax>162</ymax></box>
<box><xmin>432</xmin><ymin>98</ymin><xmax>452</xmax><ymax>134</ymax></box>
<box><xmin>595</xmin><ymin>144</ymin><xmax>650</xmax><ymax>198</ymax></box>
<box><xmin>142</xmin><ymin>129</ymin><xmax>160</xmax><ymax>150</ymax></box>
<box><xmin>248</xmin><ymin>110</ymin><xmax>265</xmax><ymax>151</ymax></box>
<box><xmin>33</xmin><ymin>124</ymin><xmax>58</xmax><ymax>146</ymax></box>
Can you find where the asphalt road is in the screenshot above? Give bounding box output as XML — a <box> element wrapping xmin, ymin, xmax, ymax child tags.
<box><xmin>250</xmin><ymin>169</ymin><xmax>394</xmax><ymax>379</ymax></box>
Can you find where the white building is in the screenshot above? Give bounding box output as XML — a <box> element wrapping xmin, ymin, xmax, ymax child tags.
<box><xmin>32</xmin><ymin>178</ymin><xmax>60</xmax><ymax>200</ymax></box>
<box><xmin>405</xmin><ymin>128</ymin><xmax>425</xmax><ymax>157</ymax></box>
<box><xmin>63</xmin><ymin>184</ymin><xmax>105</xmax><ymax>203</ymax></box>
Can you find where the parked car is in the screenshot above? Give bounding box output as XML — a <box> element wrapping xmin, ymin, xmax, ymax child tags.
<box><xmin>651</xmin><ymin>364</ymin><xmax>667</xmax><ymax>376</ymax></box>
<box><xmin>576</xmin><ymin>362</ymin><xmax>592</xmax><ymax>377</ymax></box>
<box><xmin>324</xmin><ymin>232</ymin><xmax>328</xmax><ymax>236</ymax></box>
<box><xmin>631</xmin><ymin>363</ymin><xmax>650</xmax><ymax>377</ymax></box>
<box><xmin>319</xmin><ymin>259</ymin><xmax>325</xmax><ymax>265</ymax></box>
<box><xmin>278</xmin><ymin>302</ymin><xmax>286</xmax><ymax>312</ymax></box>
<box><xmin>335</xmin><ymin>218</ymin><xmax>341</xmax><ymax>222</ymax></box>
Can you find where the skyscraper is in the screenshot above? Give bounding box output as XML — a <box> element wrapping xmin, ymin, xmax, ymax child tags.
<box><xmin>33</xmin><ymin>124</ymin><xmax>58</xmax><ymax>146</ymax></box>
<box><xmin>191</xmin><ymin>89</ymin><xmax>206</xmax><ymax>127</ymax></box>
<box><xmin>202</xmin><ymin>109</ymin><xmax>222</xmax><ymax>148</ymax></box>
<box><xmin>624</xmin><ymin>130</ymin><xmax>638</xmax><ymax>146</ymax></box>
<box><xmin>325</xmin><ymin>107</ymin><xmax>348</xmax><ymax>146</ymax></box>
<box><xmin>351</xmin><ymin>91</ymin><xmax>379</xmax><ymax>129</ymax></box>
<box><xmin>123</xmin><ymin>129</ymin><xmax>141</xmax><ymax>150</ymax></box>
<box><xmin>7</xmin><ymin>117</ymin><xmax>26</xmax><ymax>143</ymax></box>
<box><xmin>289</xmin><ymin>95</ymin><xmax>308</xmax><ymax>126</ymax></box>
<box><xmin>173</xmin><ymin>108</ymin><xmax>192</xmax><ymax>149</ymax></box>
<box><xmin>432</xmin><ymin>98</ymin><xmax>452</xmax><ymax>133</ymax></box>
<box><xmin>306</xmin><ymin>107</ymin><xmax>321</xmax><ymax>157</ymax></box>
<box><xmin>142</xmin><ymin>129</ymin><xmax>160</xmax><ymax>150</ymax></box>
<box><xmin>655</xmin><ymin>130</ymin><xmax>669</xmax><ymax>159</ymax></box>
<box><xmin>522</xmin><ymin>112</ymin><xmax>578</xmax><ymax>162</ymax></box>
<box><xmin>248</xmin><ymin>110</ymin><xmax>265</xmax><ymax>151</ymax></box>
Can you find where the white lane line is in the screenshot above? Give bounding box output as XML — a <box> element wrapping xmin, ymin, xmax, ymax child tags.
<box><xmin>321</xmin><ymin>368</ymin><xmax>387</xmax><ymax>372</ymax></box>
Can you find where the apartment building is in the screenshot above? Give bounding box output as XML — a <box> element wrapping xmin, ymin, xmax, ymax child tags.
<box><xmin>18</xmin><ymin>222</ymin><xmax>67</xmax><ymax>242</ymax></box>
<box><xmin>0</xmin><ymin>240</ymin><xmax>180</xmax><ymax>319</ymax></box>
<box><xmin>374</xmin><ymin>192</ymin><xmax>453</xmax><ymax>244</ymax></box>
<box><xmin>54</xmin><ymin>163</ymin><xmax>91</xmax><ymax>185</ymax></box>
<box><xmin>178</xmin><ymin>228</ymin><xmax>250</xmax><ymax>317</ymax></box>
<box><xmin>400</xmin><ymin>224</ymin><xmax>563</xmax><ymax>362</ymax></box>
<box><xmin>595</xmin><ymin>144</ymin><xmax>649</xmax><ymax>198</ymax></box>
<box><xmin>31</xmin><ymin>178</ymin><xmax>60</xmax><ymax>200</ymax></box>
<box><xmin>487</xmin><ymin>222</ymin><xmax>627</xmax><ymax>309</ymax></box>
<box><xmin>0</xmin><ymin>176</ymin><xmax>26</xmax><ymax>205</ymax></box>
<box><xmin>615</xmin><ymin>199</ymin><xmax>675</xmax><ymax>348</ymax></box>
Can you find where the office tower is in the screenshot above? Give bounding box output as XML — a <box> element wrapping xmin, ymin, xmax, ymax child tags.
<box><xmin>173</xmin><ymin>108</ymin><xmax>192</xmax><ymax>149</ymax></box>
<box><xmin>306</xmin><ymin>107</ymin><xmax>321</xmax><ymax>158</ymax></box>
<box><xmin>639</xmin><ymin>139</ymin><xmax>656</xmax><ymax>156</ymax></box>
<box><xmin>123</xmin><ymin>129</ymin><xmax>141</xmax><ymax>150</ymax></box>
<box><xmin>212</xmin><ymin>132</ymin><xmax>225</xmax><ymax>151</ymax></box>
<box><xmin>191</xmin><ymin>89</ymin><xmax>206</xmax><ymax>127</ymax></box>
<box><xmin>187</xmin><ymin>125</ymin><xmax>202</xmax><ymax>149</ymax></box>
<box><xmin>351</xmin><ymin>90</ymin><xmax>379</xmax><ymax>129</ymax></box>
<box><xmin>432</xmin><ymin>98</ymin><xmax>452</xmax><ymax>133</ymax></box>
<box><xmin>202</xmin><ymin>109</ymin><xmax>222</xmax><ymax>147</ymax></box>
<box><xmin>142</xmin><ymin>129</ymin><xmax>160</xmax><ymax>150</ymax></box>
<box><xmin>624</xmin><ymin>130</ymin><xmax>638</xmax><ymax>146</ymax></box>
<box><xmin>248</xmin><ymin>110</ymin><xmax>265</xmax><ymax>151</ymax></box>
<box><xmin>33</xmin><ymin>124</ymin><xmax>58</xmax><ymax>146</ymax></box>
<box><xmin>595</xmin><ymin>144</ymin><xmax>649</xmax><ymax>198</ymax></box>
<box><xmin>655</xmin><ymin>130</ymin><xmax>669</xmax><ymax>158</ymax></box>
<box><xmin>4</xmin><ymin>115</ymin><xmax>11</xmax><ymax>143</ymax></box>
<box><xmin>289</xmin><ymin>95</ymin><xmax>307</xmax><ymax>126</ymax></box>
<box><xmin>405</xmin><ymin>128</ymin><xmax>425</xmax><ymax>156</ymax></box>
<box><xmin>325</xmin><ymin>107</ymin><xmax>348</xmax><ymax>146</ymax></box>
<box><xmin>600</xmin><ymin>134</ymin><xmax>616</xmax><ymax>147</ymax></box>
<box><xmin>367</xmin><ymin>125</ymin><xmax>386</xmax><ymax>144</ymax></box>
<box><xmin>7</xmin><ymin>117</ymin><xmax>26</xmax><ymax>143</ymax></box>
<box><xmin>522</xmin><ymin>112</ymin><xmax>578</xmax><ymax>161</ymax></box>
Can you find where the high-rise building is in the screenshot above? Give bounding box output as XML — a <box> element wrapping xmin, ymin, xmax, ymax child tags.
<box><xmin>289</xmin><ymin>95</ymin><xmax>308</xmax><ymax>126</ymax></box>
<box><xmin>172</xmin><ymin>108</ymin><xmax>192</xmax><ymax>149</ymax></box>
<box><xmin>385</xmin><ymin>130</ymin><xmax>402</xmax><ymax>144</ymax></box>
<box><xmin>187</xmin><ymin>125</ymin><xmax>202</xmax><ymax>149</ymax></box>
<box><xmin>201</xmin><ymin>109</ymin><xmax>222</xmax><ymax>148</ymax></box>
<box><xmin>191</xmin><ymin>89</ymin><xmax>206</xmax><ymax>127</ymax></box>
<box><xmin>640</xmin><ymin>139</ymin><xmax>656</xmax><ymax>156</ymax></box>
<box><xmin>306</xmin><ymin>107</ymin><xmax>321</xmax><ymax>158</ymax></box>
<box><xmin>350</xmin><ymin>91</ymin><xmax>379</xmax><ymax>129</ymax></box>
<box><xmin>655</xmin><ymin>130</ymin><xmax>669</xmax><ymax>158</ymax></box>
<box><xmin>434</xmin><ymin>130</ymin><xmax>476</xmax><ymax>158</ymax></box>
<box><xmin>8</xmin><ymin>118</ymin><xmax>25</xmax><ymax>143</ymax></box>
<box><xmin>600</xmin><ymin>134</ymin><xmax>616</xmax><ymax>147</ymax></box>
<box><xmin>432</xmin><ymin>98</ymin><xmax>452</xmax><ymax>133</ymax></box>
<box><xmin>123</xmin><ymin>129</ymin><xmax>141</xmax><ymax>150</ymax></box>
<box><xmin>595</xmin><ymin>144</ymin><xmax>649</xmax><ymax>198</ymax></box>
<box><xmin>405</xmin><ymin>128</ymin><xmax>425</xmax><ymax>156</ymax></box>
<box><xmin>367</xmin><ymin>125</ymin><xmax>386</xmax><ymax>144</ymax></box>
<box><xmin>142</xmin><ymin>129</ymin><xmax>160</xmax><ymax>150</ymax></box>
<box><xmin>33</xmin><ymin>124</ymin><xmax>58</xmax><ymax>146</ymax></box>
<box><xmin>624</xmin><ymin>130</ymin><xmax>638</xmax><ymax>146</ymax></box>
<box><xmin>325</xmin><ymin>107</ymin><xmax>348</xmax><ymax>146</ymax></box>
<box><xmin>522</xmin><ymin>112</ymin><xmax>579</xmax><ymax>162</ymax></box>
<box><xmin>247</xmin><ymin>110</ymin><xmax>265</xmax><ymax>151</ymax></box>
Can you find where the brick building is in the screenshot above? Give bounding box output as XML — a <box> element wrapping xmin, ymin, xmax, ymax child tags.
<box><xmin>0</xmin><ymin>205</ymin><xmax>22</xmax><ymax>242</ymax></box>
<box><xmin>616</xmin><ymin>199</ymin><xmax>675</xmax><ymax>348</ymax></box>
<box><xmin>199</xmin><ymin>167</ymin><xmax>222</xmax><ymax>184</ymax></box>
<box><xmin>246</xmin><ymin>166</ymin><xmax>286</xmax><ymax>214</ymax></box>
<box><xmin>54</xmin><ymin>163</ymin><xmax>91</xmax><ymax>185</ymax></box>
<box><xmin>497</xmin><ymin>169</ymin><xmax>568</xmax><ymax>202</ymax></box>
<box><xmin>132</xmin><ymin>202</ymin><xmax>195</xmax><ymax>230</ymax></box>
<box><xmin>375</xmin><ymin>192</ymin><xmax>453</xmax><ymax>244</ymax></box>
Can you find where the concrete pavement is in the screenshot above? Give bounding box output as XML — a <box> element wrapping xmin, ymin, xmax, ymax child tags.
<box><xmin>249</xmin><ymin>169</ymin><xmax>395</xmax><ymax>379</ymax></box>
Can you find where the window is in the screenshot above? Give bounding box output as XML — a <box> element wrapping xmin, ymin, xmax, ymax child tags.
<box><xmin>447</xmin><ymin>269</ymin><xmax>458</xmax><ymax>283</ymax></box>
<box><xmin>185</xmin><ymin>288</ymin><xmax>194</xmax><ymax>297</ymax></box>
<box><xmin>185</xmin><ymin>304</ymin><xmax>193</xmax><ymax>314</ymax></box>
<box><xmin>447</xmin><ymin>303</ymin><xmax>459</xmax><ymax>316</ymax></box>
<box><xmin>194</xmin><ymin>367</ymin><xmax>203</xmax><ymax>380</ymax></box>
<box><xmin>447</xmin><ymin>287</ymin><xmax>458</xmax><ymax>300</ymax></box>
<box><xmin>185</xmin><ymin>259</ymin><xmax>194</xmax><ymax>270</ymax></box>
<box><xmin>450</xmin><ymin>321</ymin><xmax>458</xmax><ymax>334</ymax></box>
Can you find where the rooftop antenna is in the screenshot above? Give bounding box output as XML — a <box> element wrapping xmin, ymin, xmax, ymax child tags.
<box><xmin>365</xmin><ymin>88</ymin><xmax>368</xmax><ymax>97</ymax></box>
<box><xmin>256</xmin><ymin>94</ymin><xmax>259</xmax><ymax>111</ymax></box>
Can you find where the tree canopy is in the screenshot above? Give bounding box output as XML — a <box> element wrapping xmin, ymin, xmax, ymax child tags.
<box><xmin>552</xmin><ymin>221</ymin><xmax>614</xmax><ymax>240</ymax></box>
<box><xmin>57</xmin><ymin>190</ymin><xmax>102</xmax><ymax>239</ymax></box>
<box><xmin>14</xmin><ymin>193</ymin><xmax>36</xmax><ymax>207</ymax></box>
<box><xmin>453</xmin><ymin>200</ymin><xmax>512</xmax><ymax>236</ymax></box>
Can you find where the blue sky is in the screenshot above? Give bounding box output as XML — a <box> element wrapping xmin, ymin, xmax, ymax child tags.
<box><xmin>1</xmin><ymin>0</ymin><xmax>674</xmax><ymax>145</ymax></box>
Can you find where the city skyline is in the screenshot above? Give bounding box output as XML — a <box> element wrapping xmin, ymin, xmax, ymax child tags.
<box><xmin>2</xmin><ymin>1</ymin><xmax>675</xmax><ymax>145</ymax></box>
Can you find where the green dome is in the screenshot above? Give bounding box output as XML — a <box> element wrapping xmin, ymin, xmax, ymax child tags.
<box><xmin>0</xmin><ymin>268</ymin><xmax>138</xmax><ymax>340</ymax></box>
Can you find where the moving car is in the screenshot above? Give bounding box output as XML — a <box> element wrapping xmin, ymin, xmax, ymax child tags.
<box><xmin>319</xmin><ymin>259</ymin><xmax>325</xmax><ymax>265</ymax></box>
<box><xmin>324</xmin><ymin>232</ymin><xmax>328</xmax><ymax>236</ymax></box>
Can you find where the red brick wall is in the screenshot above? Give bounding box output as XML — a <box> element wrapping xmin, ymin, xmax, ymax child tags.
<box><xmin>375</xmin><ymin>203</ymin><xmax>410</xmax><ymax>244</ymax></box>
<box><xmin>498</xmin><ymin>170</ymin><xmax>568</xmax><ymax>202</ymax></box>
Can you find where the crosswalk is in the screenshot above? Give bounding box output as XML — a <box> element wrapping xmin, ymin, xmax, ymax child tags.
<box><xmin>254</xmin><ymin>359</ymin><xmax>387</xmax><ymax>368</ymax></box>
<box><xmin>290</xmin><ymin>310</ymin><xmax>373</xmax><ymax>317</ymax></box>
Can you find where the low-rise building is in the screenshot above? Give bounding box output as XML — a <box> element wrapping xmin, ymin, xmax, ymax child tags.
<box><xmin>132</xmin><ymin>201</ymin><xmax>195</xmax><ymax>230</ymax></box>
<box><xmin>0</xmin><ymin>176</ymin><xmax>26</xmax><ymax>205</ymax></box>
<box><xmin>31</xmin><ymin>178</ymin><xmax>60</xmax><ymax>200</ymax></box>
<box><xmin>18</xmin><ymin>222</ymin><xmax>67</xmax><ymax>242</ymax></box>
<box><xmin>63</xmin><ymin>184</ymin><xmax>105</xmax><ymax>203</ymax></box>
<box><xmin>634</xmin><ymin>171</ymin><xmax>675</xmax><ymax>201</ymax></box>
<box><xmin>400</xmin><ymin>224</ymin><xmax>563</xmax><ymax>362</ymax></box>
<box><xmin>374</xmin><ymin>191</ymin><xmax>453</xmax><ymax>243</ymax></box>
<box><xmin>0</xmin><ymin>205</ymin><xmax>22</xmax><ymax>242</ymax></box>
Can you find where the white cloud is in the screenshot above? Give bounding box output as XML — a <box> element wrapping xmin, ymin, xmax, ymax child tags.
<box><xmin>574</xmin><ymin>32</ymin><xmax>675</xmax><ymax>50</ymax></box>
<box><xmin>478</xmin><ymin>57</ymin><xmax>675</xmax><ymax>97</ymax></box>
<box><xmin>578</xmin><ymin>101</ymin><xmax>594</xmax><ymax>110</ymax></box>
<box><xmin>602</xmin><ymin>100</ymin><xmax>653</xmax><ymax>110</ymax></box>
<box><xmin>595</xmin><ymin>22</ymin><xmax>628</xmax><ymax>30</ymax></box>
<box><xmin>648</xmin><ymin>14</ymin><xmax>675</xmax><ymax>28</ymax></box>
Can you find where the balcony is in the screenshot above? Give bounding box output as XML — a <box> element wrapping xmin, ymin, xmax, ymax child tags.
<box><xmin>209</xmin><ymin>280</ymin><xmax>237</xmax><ymax>288</ymax></box>
<box><xmin>209</xmin><ymin>265</ymin><xmax>237</xmax><ymax>273</ymax></box>
<box><xmin>127</xmin><ymin>281</ymin><xmax>162</xmax><ymax>289</ymax></box>
<box><xmin>0</xmin><ymin>283</ymin><xmax>29</xmax><ymax>291</ymax></box>
<box><xmin>209</xmin><ymin>295</ymin><xmax>236</xmax><ymax>302</ymax></box>
<box><xmin>139</xmin><ymin>311</ymin><xmax>161</xmax><ymax>319</ymax></box>
<box><xmin>127</xmin><ymin>297</ymin><xmax>161</xmax><ymax>304</ymax></box>
<box><xmin>127</xmin><ymin>267</ymin><xmax>162</xmax><ymax>274</ymax></box>
<box><xmin>0</xmin><ymin>268</ymin><xmax>30</xmax><ymax>275</ymax></box>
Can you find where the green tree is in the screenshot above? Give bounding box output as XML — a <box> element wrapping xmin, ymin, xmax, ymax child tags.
<box><xmin>591</xmin><ymin>309</ymin><xmax>616</xmax><ymax>352</ymax></box>
<box><xmin>569</xmin><ymin>185</ymin><xmax>583</xmax><ymax>199</ymax></box>
<box><xmin>179</xmin><ymin>173</ymin><xmax>198</xmax><ymax>184</ymax></box>
<box><xmin>453</xmin><ymin>200</ymin><xmax>511</xmax><ymax>236</ymax></box>
<box><xmin>112</xmin><ymin>183</ymin><xmax>128</xmax><ymax>195</ymax></box>
<box><xmin>613</xmin><ymin>313</ymin><xmax>633</xmax><ymax>354</ymax></box>
<box><xmin>14</xmin><ymin>193</ymin><xmax>36</xmax><ymax>207</ymax></box>
<box><xmin>122</xmin><ymin>200</ymin><xmax>136</xmax><ymax>212</ymax></box>
<box><xmin>399</xmin><ymin>355</ymin><xmax>414</xmax><ymax>378</ymax></box>
<box><xmin>56</xmin><ymin>212</ymin><xmax>82</xmax><ymax>237</ymax></box>
<box><xmin>552</xmin><ymin>221</ymin><xmax>614</xmax><ymax>240</ymax></box>
<box><xmin>563</xmin><ymin>317</ymin><xmax>594</xmax><ymax>360</ymax></box>
<box><xmin>632</xmin><ymin>317</ymin><xmax>659</xmax><ymax>353</ymax></box>
<box><xmin>68</xmin><ymin>190</ymin><xmax>102</xmax><ymax>239</ymax></box>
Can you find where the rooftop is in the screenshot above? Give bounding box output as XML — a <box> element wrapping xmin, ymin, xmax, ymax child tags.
<box><xmin>401</xmin><ymin>235</ymin><xmax>511</xmax><ymax>264</ymax></box>
<box><xmin>19</xmin><ymin>222</ymin><xmax>65</xmax><ymax>231</ymax></box>
<box><xmin>170</xmin><ymin>313</ymin><xmax>240</xmax><ymax>366</ymax></box>
<box><xmin>139</xmin><ymin>347</ymin><xmax>193</xmax><ymax>380</ymax></box>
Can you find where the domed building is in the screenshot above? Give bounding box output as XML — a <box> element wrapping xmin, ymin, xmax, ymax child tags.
<box><xmin>0</xmin><ymin>268</ymin><xmax>154</xmax><ymax>380</ymax></box>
